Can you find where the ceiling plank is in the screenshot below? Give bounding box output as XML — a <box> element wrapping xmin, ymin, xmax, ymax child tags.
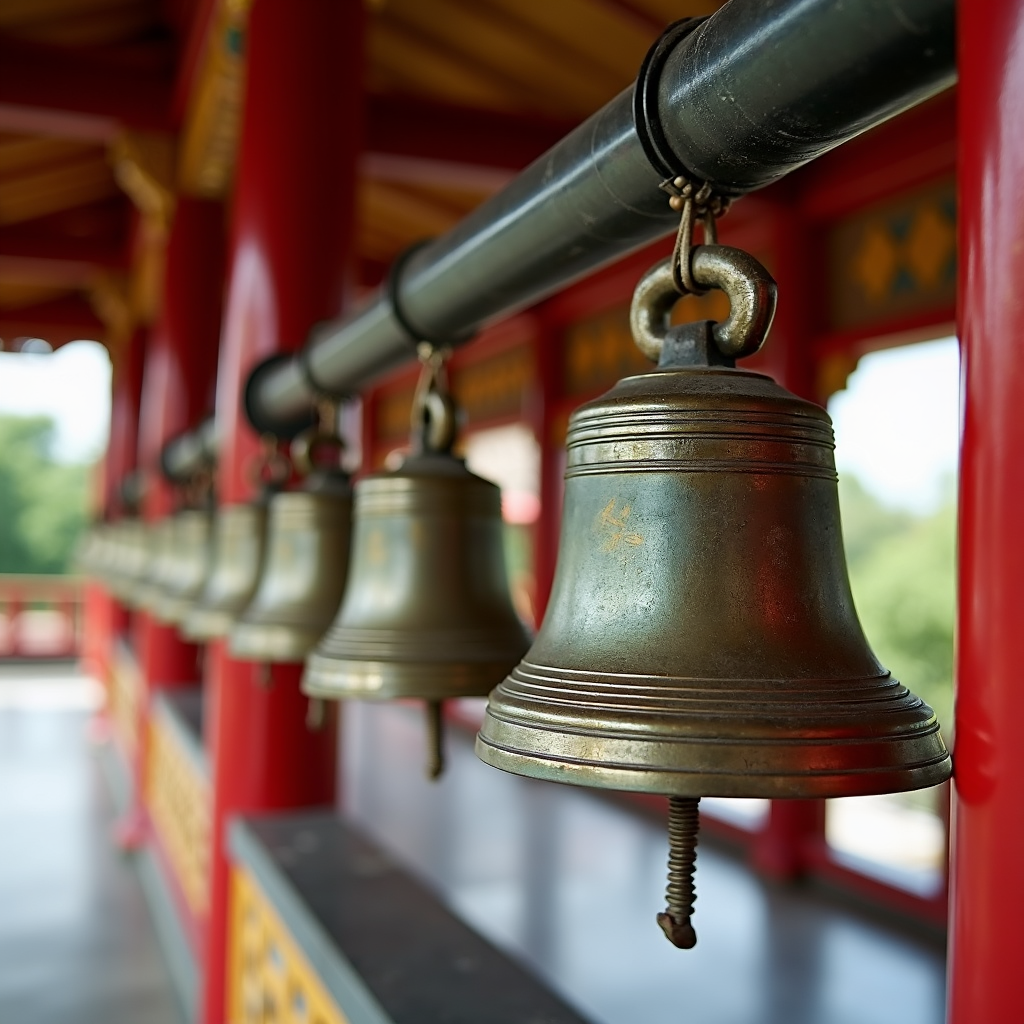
<box><xmin>368</xmin><ymin>22</ymin><xmax>524</xmax><ymax>112</ymax></box>
<box><xmin>380</xmin><ymin>1</ymin><xmax>605</xmax><ymax>116</ymax></box>
<box><xmin>0</xmin><ymin>153</ymin><xmax>119</xmax><ymax>226</ymax></box>
<box><xmin>0</xmin><ymin>293</ymin><xmax>106</xmax><ymax>348</ymax></box>
<box><xmin>480</xmin><ymin>0</ymin><xmax>654</xmax><ymax>82</ymax></box>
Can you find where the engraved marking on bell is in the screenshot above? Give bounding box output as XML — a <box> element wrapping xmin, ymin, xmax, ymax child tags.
<box><xmin>367</xmin><ymin>528</ymin><xmax>387</xmax><ymax>566</ymax></box>
<box><xmin>598</xmin><ymin>498</ymin><xmax>644</xmax><ymax>551</ymax></box>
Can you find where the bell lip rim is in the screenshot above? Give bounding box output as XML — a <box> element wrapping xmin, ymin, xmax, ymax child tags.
<box><xmin>474</xmin><ymin>734</ymin><xmax>953</xmax><ymax>799</ymax></box>
<box><xmin>181</xmin><ymin>607</ymin><xmax>237</xmax><ymax>641</ymax></box>
<box><xmin>228</xmin><ymin>621</ymin><xmax>322</xmax><ymax>663</ymax></box>
<box><xmin>302</xmin><ymin>652</ymin><xmax>522</xmax><ymax>701</ymax></box>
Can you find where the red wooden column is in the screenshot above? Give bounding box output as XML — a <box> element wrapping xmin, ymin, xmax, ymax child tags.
<box><xmin>201</xmin><ymin>2</ymin><xmax>363</xmax><ymax>1021</ymax></box>
<box><xmin>744</xmin><ymin>203</ymin><xmax>827</xmax><ymax>880</ymax></box>
<box><xmin>117</xmin><ymin>199</ymin><xmax>225</xmax><ymax>843</ymax></box>
<box><xmin>949</xmin><ymin>4</ymin><xmax>1024</xmax><ymax>1020</ymax></box>
<box><xmin>82</xmin><ymin>327</ymin><xmax>147</xmax><ymax>691</ymax></box>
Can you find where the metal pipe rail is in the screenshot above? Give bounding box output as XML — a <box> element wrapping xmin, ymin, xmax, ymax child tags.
<box><xmin>165</xmin><ymin>0</ymin><xmax>955</xmax><ymax>471</ymax></box>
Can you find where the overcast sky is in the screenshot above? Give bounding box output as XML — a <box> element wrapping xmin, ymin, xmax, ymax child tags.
<box><xmin>829</xmin><ymin>336</ymin><xmax>960</xmax><ymax>514</ymax></box>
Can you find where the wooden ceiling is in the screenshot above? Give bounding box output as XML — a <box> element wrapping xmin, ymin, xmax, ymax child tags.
<box><xmin>0</xmin><ymin>0</ymin><xmax>722</xmax><ymax>348</ymax></box>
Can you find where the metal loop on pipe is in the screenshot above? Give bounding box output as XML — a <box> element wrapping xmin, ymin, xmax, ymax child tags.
<box><xmin>244</xmin><ymin>352</ymin><xmax>318</xmax><ymax>440</ymax></box>
<box><xmin>633</xmin><ymin>17</ymin><xmax>708</xmax><ymax>181</ymax></box>
<box><xmin>629</xmin><ymin>246</ymin><xmax>777</xmax><ymax>363</ymax></box>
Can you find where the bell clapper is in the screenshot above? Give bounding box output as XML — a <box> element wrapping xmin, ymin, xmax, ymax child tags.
<box><xmin>657</xmin><ymin>796</ymin><xmax>700</xmax><ymax>949</ymax></box>
<box><xmin>425</xmin><ymin>699</ymin><xmax>446</xmax><ymax>780</ymax></box>
<box><xmin>306</xmin><ymin>697</ymin><xmax>326</xmax><ymax>731</ymax></box>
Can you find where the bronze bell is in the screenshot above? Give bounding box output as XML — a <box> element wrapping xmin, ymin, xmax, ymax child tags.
<box><xmin>75</xmin><ymin>522</ymin><xmax>105</xmax><ymax>578</ymax></box>
<box><xmin>229</xmin><ymin>422</ymin><xmax>351</xmax><ymax>664</ymax></box>
<box><xmin>151</xmin><ymin>509</ymin><xmax>213</xmax><ymax>625</ymax></box>
<box><xmin>183</xmin><ymin>502</ymin><xmax>268</xmax><ymax>641</ymax></box>
<box><xmin>476</xmin><ymin>245</ymin><xmax>951</xmax><ymax>948</ymax></box>
<box><xmin>135</xmin><ymin>516</ymin><xmax>178</xmax><ymax>614</ymax></box>
<box><xmin>109</xmin><ymin>518</ymin><xmax>150</xmax><ymax>604</ymax></box>
<box><xmin>100</xmin><ymin>521</ymin><xmax>130</xmax><ymax>593</ymax></box>
<box><xmin>98</xmin><ymin>520</ymin><xmax>129</xmax><ymax>597</ymax></box>
<box><xmin>303</xmin><ymin>348</ymin><xmax>531</xmax><ymax>778</ymax></box>
<box><xmin>122</xmin><ymin>520</ymin><xmax>158</xmax><ymax>610</ymax></box>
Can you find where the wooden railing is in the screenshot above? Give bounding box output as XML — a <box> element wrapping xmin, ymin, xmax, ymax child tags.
<box><xmin>0</xmin><ymin>574</ymin><xmax>82</xmax><ymax>658</ymax></box>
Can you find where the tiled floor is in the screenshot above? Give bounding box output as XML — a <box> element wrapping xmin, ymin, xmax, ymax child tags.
<box><xmin>342</xmin><ymin>700</ymin><xmax>947</xmax><ymax>1024</ymax></box>
<box><xmin>0</xmin><ymin>664</ymin><xmax>181</xmax><ymax>1024</ymax></box>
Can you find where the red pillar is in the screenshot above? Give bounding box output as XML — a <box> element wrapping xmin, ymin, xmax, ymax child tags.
<box><xmin>117</xmin><ymin>199</ymin><xmax>225</xmax><ymax>844</ymax></box>
<box><xmin>948</xmin><ymin>4</ymin><xmax>1024</xmax><ymax>1020</ymax></box>
<box><xmin>746</xmin><ymin>204</ymin><xmax>826</xmax><ymax>880</ymax></box>
<box><xmin>201</xmin><ymin>2</ymin><xmax>363</xmax><ymax>1021</ymax></box>
<box><xmin>82</xmin><ymin>328</ymin><xmax>148</xmax><ymax>687</ymax></box>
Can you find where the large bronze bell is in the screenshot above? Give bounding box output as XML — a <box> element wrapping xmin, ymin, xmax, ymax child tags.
<box><xmin>303</xmin><ymin>348</ymin><xmax>531</xmax><ymax>778</ymax></box>
<box><xmin>135</xmin><ymin>516</ymin><xmax>178</xmax><ymax>614</ymax></box>
<box><xmin>110</xmin><ymin>518</ymin><xmax>151</xmax><ymax>605</ymax></box>
<box><xmin>476</xmin><ymin>243</ymin><xmax>951</xmax><ymax>948</ymax></box>
<box><xmin>183</xmin><ymin>501</ymin><xmax>268</xmax><ymax>641</ymax></box>
<box><xmin>100</xmin><ymin>520</ymin><xmax>131</xmax><ymax>598</ymax></box>
<box><xmin>229</xmin><ymin>423</ymin><xmax>351</xmax><ymax>664</ymax></box>
<box><xmin>151</xmin><ymin>509</ymin><xmax>213</xmax><ymax>625</ymax></box>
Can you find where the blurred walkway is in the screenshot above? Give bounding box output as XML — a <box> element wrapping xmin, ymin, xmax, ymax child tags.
<box><xmin>0</xmin><ymin>663</ymin><xmax>181</xmax><ymax>1024</ymax></box>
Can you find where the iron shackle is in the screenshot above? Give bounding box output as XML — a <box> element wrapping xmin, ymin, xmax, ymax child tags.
<box><xmin>630</xmin><ymin>245</ymin><xmax>778</xmax><ymax>363</ymax></box>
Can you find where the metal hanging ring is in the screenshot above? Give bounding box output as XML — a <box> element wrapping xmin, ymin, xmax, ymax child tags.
<box><xmin>420</xmin><ymin>389</ymin><xmax>458</xmax><ymax>453</ymax></box>
<box><xmin>289</xmin><ymin>429</ymin><xmax>345</xmax><ymax>477</ymax></box>
<box><xmin>290</xmin><ymin>396</ymin><xmax>345</xmax><ymax>477</ymax></box>
<box><xmin>243</xmin><ymin>434</ymin><xmax>291</xmax><ymax>490</ymax></box>
<box><xmin>630</xmin><ymin>245</ymin><xmax>778</xmax><ymax>363</ymax></box>
<box><xmin>410</xmin><ymin>345</ymin><xmax>458</xmax><ymax>454</ymax></box>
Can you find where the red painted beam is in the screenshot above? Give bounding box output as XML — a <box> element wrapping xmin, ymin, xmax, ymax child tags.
<box><xmin>792</xmin><ymin>89</ymin><xmax>956</xmax><ymax>221</ymax></box>
<box><xmin>0</xmin><ymin>200</ymin><xmax>132</xmax><ymax>268</ymax></box>
<box><xmin>364</xmin><ymin>95</ymin><xmax>577</xmax><ymax>175</ymax></box>
<box><xmin>0</xmin><ymin>294</ymin><xmax>105</xmax><ymax>348</ymax></box>
<box><xmin>0</xmin><ymin>35</ymin><xmax>174</xmax><ymax>137</ymax></box>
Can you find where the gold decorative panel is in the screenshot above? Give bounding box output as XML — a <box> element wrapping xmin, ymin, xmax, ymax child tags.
<box><xmin>110</xmin><ymin>646</ymin><xmax>142</xmax><ymax>758</ymax></box>
<box><xmin>828</xmin><ymin>178</ymin><xmax>956</xmax><ymax>332</ymax></box>
<box><xmin>146</xmin><ymin>711</ymin><xmax>211</xmax><ymax>918</ymax></box>
<box><xmin>229</xmin><ymin>869</ymin><xmax>349</xmax><ymax>1024</ymax></box>
<box><xmin>452</xmin><ymin>345</ymin><xmax>533</xmax><ymax>424</ymax></box>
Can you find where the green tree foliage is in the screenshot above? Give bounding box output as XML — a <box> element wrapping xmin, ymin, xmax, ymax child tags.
<box><xmin>0</xmin><ymin>416</ymin><xmax>92</xmax><ymax>575</ymax></box>
<box><xmin>838</xmin><ymin>474</ymin><xmax>956</xmax><ymax>734</ymax></box>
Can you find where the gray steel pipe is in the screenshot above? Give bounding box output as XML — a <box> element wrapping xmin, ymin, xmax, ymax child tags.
<box><xmin>194</xmin><ymin>0</ymin><xmax>956</xmax><ymax>453</ymax></box>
